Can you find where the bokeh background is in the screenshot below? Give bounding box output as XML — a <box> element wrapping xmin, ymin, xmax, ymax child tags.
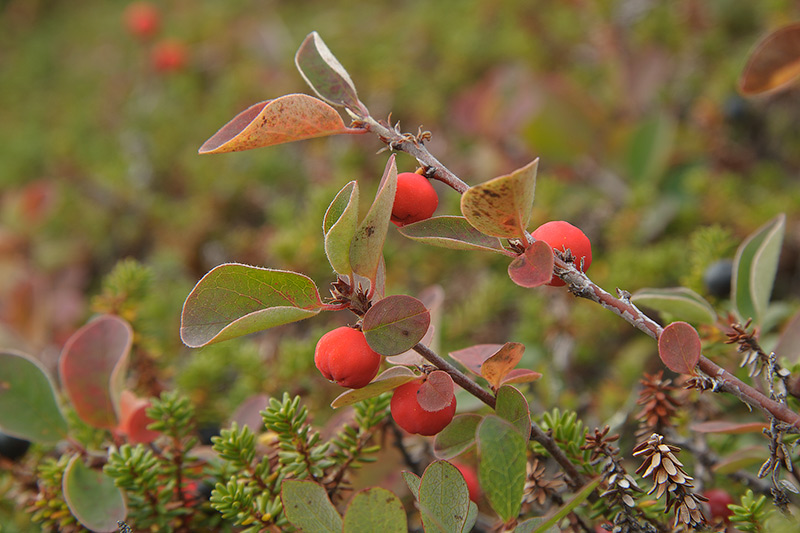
<box><xmin>1</xmin><ymin>0</ymin><xmax>800</xmax><ymax>525</ymax></box>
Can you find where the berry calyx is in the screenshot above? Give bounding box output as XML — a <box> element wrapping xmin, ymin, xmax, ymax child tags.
<box><xmin>391</xmin><ymin>172</ymin><xmax>438</xmax><ymax>227</ymax></box>
<box><xmin>123</xmin><ymin>2</ymin><xmax>161</xmax><ymax>40</ymax></box>
<box><xmin>390</xmin><ymin>379</ymin><xmax>456</xmax><ymax>436</ymax></box>
<box><xmin>531</xmin><ymin>220</ymin><xmax>592</xmax><ymax>286</ymax></box>
<box><xmin>314</xmin><ymin>327</ymin><xmax>382</xmax><ymax>389</ymax></box>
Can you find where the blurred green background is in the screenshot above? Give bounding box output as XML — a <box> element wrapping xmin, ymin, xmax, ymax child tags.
<box><xmin>1</xmin><ymin>0</ymin><xmax>799</xmax><ymax>458</ymax></box>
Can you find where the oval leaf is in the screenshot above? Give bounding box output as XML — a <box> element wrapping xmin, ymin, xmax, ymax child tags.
<box><xmin>402</xmin><ymin>471</ymin><xmax>421</xmax><ymax>500</ymax></box>
<box><xmin>732</xmin><ymin>214</ymin><xmax>785</xmax><ymax>325</ymax></box>
<box><xmin>63</xmin><ymin>455</ymin><xmax>127</xmax><ymax>532</ymax></box>
<box><xmin>657</xmin><ymin>321</ymin><xmax>701</xmax><ymax>374</ymax></box>
<box><xmin>323</xmin><ymin>181</ymin><xmax>360</xmax><ymax>276</ymax></box>
<box><xmin>477</xmin><ymin>415</ymin><xmax>526</xmax><ymax>522</ymax></box>
<box><xmin>350</xmin><ymin>156</ymin><xmax>398</xmax><ymax>285</ymax></box>
<box><xmin>0</xmin><ymin>350</ymin><xmax>68</xmax><ymax>443</ymax></box>
<box><xmin>481</xmin><ymin>342</ymin><xmax>526</xmax><ymax>390</ymax></box>
<box><xmin>508</xmin><ymin>240</ymin><xmax>555</xmax><ymax>288</ymax></box>
<box><xmin>500</xmin><ymin>368</ymin><xmax>542</xmax><ymax>387</ymax></box>
<box><xmin>386</xmin><ymin>325</ymin><xmax>434</xmax><ymax>366</ymax></box>
<box><xmin>418</xmin><ymin>460</ymin><xmax>471</xmax><ymax>533</ymax></box>
<box><xmin>417</xmin><ymin>371</ymin><xmax>455</xmax><ymax>412</ymax></box>
<box><xmin>331</xmin><ymin>366</ymin><xmax>417</xmax><ymax>408</ymax></box>
<box><xmin>433</xmin><ymin>414</ymin><xmax>482</xmax><ymax>459</ymax></box>
<box><xmin>631</xmin><ymin>287</ymin><xmax>716</xmax><ymax>325</ymax></box>
<box><xmin>342</xmin><ymin>487</ymin><xmax>407</xmax><ymax>533</ymax></box>
<box><xmin>181</xmin><ymin>263</ymin><xmax>323</xmax><ymax>348</ymax></box>
<box><xmin>398</xmin><ymin>216</ymin><xmax>508</xmax><ymax>254</ymax></box>
<box><xmin>740</xmin><ymin>23</ymin><xmax>800</xmax><ymax>95</ymax></box>
<box><xmin>198</xmin><ymin>94</ymin><xmax>364</xmax><ymax>154</ymax></box>
<box><xmin>449</xmin><ymin>344</ymin><xmax>504</xmax><ymax>376</ymax></box>
<box><xmin>362</xmin><ymin>294</ymin><xmax>430</xmax><ymax>356</ymax></box>
<box><xmin>281</xmin><ymin>479</ymin><xmax>343</xmax><ymax>533</ymax></box>
<box><xmin>461</xmin><ymin>158</ymin><xmax>538</xmax><ymax>239</ymax></box>
<box><xmin>495</xmin><ymin>385</ymin><xmax>532</xmax><ymax>437</ymax></box>
<box><xmin>295</xmin><ymin>31</ymin><xmax>365</xmax><ymax>114</ymax></box>
<box><xmin>59</xmin><ymin>315</ymin><xmax>133</xmax><ymax>429</ymax></box>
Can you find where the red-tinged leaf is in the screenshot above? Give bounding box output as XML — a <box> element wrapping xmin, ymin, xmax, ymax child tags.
<box><xmin>331</xmin><ymin>366</ymin><xmax>417</xmax><ymax>408</ymax></box>
<box><xmin>460</xmin><ymin>159</ymin><xmax>538</xmax><ymax>240</ymax></box>
<box><xmin>350</xmin><ymin>156</ymin><xmax>397</xmax><ymax>286</ymax></box>
<box><xmin>180</xmin><ymin>263</ymin><xmax>323</xmax><ymax>348</ymax></box>
<box><xmin>690</xmin><ymin>420</ymin><xmax>768</xmax><ymax>435</ymax></box>
<box><xmin>0</xmin><ymin>350</ymin><xmax>68</xmax><ymax>444</ymax></box>
<box><xmin>228</xmin><ymin>394</ymin><xmax>270</xmax><ymax>432</ymax></box>
<box><xmin>323</xmin><ymin>181</ymin><xmax>360</xmax><ymax>276</ymax></box>
<box><xmin>295</xmin><ymin>31</ymin><xmax>365</xmax><ymax>114</ymax></box>
<box><xmin>481</xmin><ymin>342</ymin><xmax>526</xmax><ymax>390</ymax></box>
<box><xmin>59</xmin><ymin>315</ymin><xmax>132</xmax><ymax>429</ymax></box>
<box><xmin>433</xmin><ymin>414</ymin><xmax>482</xmax><ymax>459</ymax></box>
<box><xmin>342</xmin><ymin>487</ymin><xmax>407</xmax><ymax>533</ymax></box>
<box><xmin>117</xmin><ymin>391</ymin><xmax>159</xmax><ymax>444</ymax></box>
<box><xmin>398</xmin><ymin>216</ymin><xmax>509</xmax><ymax>254</ymax></box>
<box><xmin>449</xmin><ymin>344</ymin><xmax>504</xmax><ymax>376</ymax></box>
<box><xmin>739</xmin><ymin>23</ymin><xmax>800</xmax><ymax>95</ymax></box>
<box><xmin>362</xmin><ymin>294</ymin><xmax>430</xmax><ymax>356</ymax></box>
<box><xmin>198</xmin><ymin>94</ymin><xmax>365</xmax><ymax>154</ymax></box>
<box><xmin>657</xmin><ymin>321</ymin><xmax>701</xmax><ymax>374</ymax></box>
<box><xmin>63</xmin><ymin>456</ymin><xmax>127</xmax><ymax>532</ymax></box>
<box><xmin>417</xmin><ymin>371</ymin><xmax>455</xmax><ymax>412</ymax></box>
<box><xmin>500</xmin><ymin>368</ymin><xmax>542</xmax><ymax>386</ymax></box>
<box><xmin>281</xmin><ymin>479</ymin><xmax>343</xmax><ymax>532</ymax></box>
<box><xmin>508</xmin><ymin>240</ymin><xmax>555</xmax><ymax>288</ymax></box>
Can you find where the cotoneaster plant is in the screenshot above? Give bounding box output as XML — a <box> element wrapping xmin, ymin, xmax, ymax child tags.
<box><xmin>531</xmin><ymin>220</ymin><xmax>592</xmax><ymax>286</ymax></box>
<box><xmin>391</xmin><ymin>171</ymin><xmax>439</xmax><ymax>226</ymax></box>
<box><xmin>314</xmin><ymin>326</ymin><xmax>382</xmax><ymax>389</ymax></box>
<box><xmin>390</xmin><ymin>378</ymin><xmax>457</xmax><ymax>436</ymax></box>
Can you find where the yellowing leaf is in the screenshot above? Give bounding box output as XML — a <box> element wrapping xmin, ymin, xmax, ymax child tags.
<box><xmin>480</xmin><ymin>342</ymin><xmax>525</xmax><ymax>390</ymax></box>
<box><xmin>740</xmin><ymin>23</ymin><xmax>800</xmax><ymax>95</ymax></box>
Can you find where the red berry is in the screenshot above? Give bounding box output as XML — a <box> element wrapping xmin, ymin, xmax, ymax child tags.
<box><xmin>151</xmin><ymin>39</ymin><xmax>187</xmax><ymax>73</ymax></box>
<box><xmin>314</xmin><ymin>327</ymin><xmax>381</xmax><ymax>389</ymax></box>
<box><xmin>531</xmin><ymin>220</ymin><xmax>592</xmax><ymax>286</ymax></box>
<box><xmin>391</xmin><ymin>379</ymin><xmax>456</xmax><ymax>436</ymax></box>
<box><xmin>391</xmin><ymin>172</ymin><xmax>438</xmax><ymax>227</ymax></box>
<box><xmin>702</xmin><ymin>488</ymin><xmax>734</xmax><ymax>523</ymax></box>
<box><xmin>124</xmin><ymin>2</ymin><xmax>161</xmax><ymax>40</ymax></box>
<box><xmin>451</xmin><ymin>462</ymin><xmax>481</xmax><ymax>502</ymax></box>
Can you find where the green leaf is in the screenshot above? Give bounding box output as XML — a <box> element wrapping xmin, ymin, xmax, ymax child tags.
<box><xmin>281</xmin><ymin>479</ymin><xmax>343</xmax><ymax>533</ymax></box>
<box><xmin>198</xmin><ymin>94</ymin><xmax>365</xmax><ymax>154</ymax></box>
<box><xmin>526</xmin><ymin>477</ymin><xmax>601</xmax><ymax>532</ymax></box>
<box><xmin>323</xmin><ymin>181</ymin><xmax>360</xmax><ymax>276</ymax></box>
<box><xmin>350</xmin><ymin>155</ymin><xmax>397</xmax><ymax>285</ymax></box>
<box><xmin>418</xmin><ymin>460</ymin><xmax>471</xmax><ymax>533</ymax></box>
<box><xmin>477</xmin><ymin>415</ymin><xmax>526</xmax><ymax>522</ymax></box>
<box><xmin>631</xmin><ymin>287</ymin><xmax>716</xmax><ymax>325</ymax></box>
<box><xmin>657</xmin><ymin>321</ymin><xmax>702</xmax><ymax>374</ymax></box>
<box><xmin>342</xmin><ymin>487</ymin><xmax>407</xmax><ymax>533</ymax></box>
<box><xmin>331</xmin><ymin>366</ymin><xmax>417</xmax><ymax>408</ymax></box>
<box><xmin>626</xmin><ymin>112</ymin><xmax>675</xmax><ymax>185</ymax></box>
<box><xmin>63</xmin><ymin>455</ymin><xmax>127</xmax><ymax>532</ymax></box>
<box><xmin>460</xmin><ymin>159</ymin><xmax>538</xmax><ymax>240</ymax></box>
<box><xmin>295</xmin><ymin>31</ymin><xmax>365</xmax><ymax>114</ymax></box>
<box><xmin>398</xmin><ymin>216</ymin><xmax>508</xmax><ymax>254</ymax></box>
<box><xmin>508</xmin><ymin>240</ymin><xmax>555</xmax><ymax>288</ymax></box>
<box><xmin>58</xmin><ymin>315</ymin><xmax>132</xmax><ymax>429</ymax></box>
<box><xmin>495</xmin><ymin>385</ymin><xmax>532</xmax><ymax>438</ymax></box>
<box><xmin>362</xmin><ymin>295</ymin><xmax>430</xmax><ymax>356</ymax></box>
<box><xmin>180</xmin><ymin>263</ymin><xmax>323</xmax><ymax>347</ymax></box>
<box><xmin>0</xmin><ymin>350</ymin><xmax>68</xmax><ymax>444</ymax></box>
<box><xmin>402</xmin><ymin>471</ymin><xmax>421</xmax><ymax>500</ymax></box>
<box><xmin>732</xmin><ymin>214</ymin><xmax>785</xmax><ymax>325</ymax></box>
<box><xmin>463</xmin><ymin>501</ymin><xmax>478</xmax><ymax>533</ymax></box>
<box><xmin>433</xmin><ymin>414</ymin><xmax>482</xmax><ymax>459</ymax></box>
<box><xmin>515</xmin><ymin>517</ymin><xmax>559</xmax><ymax>533</ymax></box>
<box><xmin>712</xmin><ymin>446</ymin><xmax>767</xmax><ymax>475</ymax></box>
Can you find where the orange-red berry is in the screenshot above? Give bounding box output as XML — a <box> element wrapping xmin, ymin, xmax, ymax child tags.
<box><xmin>702</xmin><ymin>488</ymin><xmax>734</xmax><ymax>523</ymax></box>
<box><xmin>391</xmin><ymin>172</ymin><xmax>438</xmax><ymax>227</ymax></box>
<box><xmin>531</xmin><ymin>220</ymin><xmax>592</xmax><ymax>286</ymax></box>
<box><xmin>390</xmin><ymin>379</ymin><xmax>456</xmax><ymax>436</ymax></box>
<box><xmin>151</xmin><ymin>39</ymin><xmax>187</xmax><ymax>73</ymax></box>
<box><xmin>124</xmin><ymin>2</ymin><xmax>161</xmax><ymax>40</ymax></box>
<box><xmin>314</xmin><ymin>327</ymin><xmax>381</xmax><ymax>389</ymax></box>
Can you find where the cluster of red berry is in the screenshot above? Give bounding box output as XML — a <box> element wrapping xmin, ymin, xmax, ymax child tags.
<box><xmin>123</xmin><ymin>2</ymin><xmax>187</xmax><ymax>73</ymax></box>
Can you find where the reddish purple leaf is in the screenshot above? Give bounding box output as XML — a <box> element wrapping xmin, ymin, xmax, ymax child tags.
<box><xmin>449</xmin><ymin>344</ymin><xmax>504</xmax><ymax>376</ymax></box>
<box><xmin>657</xmin><ymin>321</ymin><xmax>701</xmax><ymax>374</ymax></box>
<box><xmin>690</xmin><ymin>420</ymin><xmax>768</xmax><ymax>434</ymax></box>
<box><xmin>117</xmin><ymin>391</ymin><xmax>159</xmax><ymax>445</ymax></box>
<box><xmin>507</xmin><ymin>240</ymin><xmax>555</xmax><ymax>288</ymax></box>
<box><xmin>58</xmin><ymin>315</ymin><xmax>133</xmax><ymax>429</ymax></box>
<box><xmin>417</xmin><ymin>371</ymin><xmax>455</xmax><ymax>412</ymax></box>
<box><xmin>739</xmin><ymin>23</ymin><xmax>800</xmax><ymax>95</ymax></box>
<box><xmin>481</xmin><ymin>342</ymin><xmax>526</xmax><ymax>390</ymax></box>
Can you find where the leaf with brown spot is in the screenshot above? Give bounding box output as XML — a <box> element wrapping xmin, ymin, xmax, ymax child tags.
<box><xmin>198</xmin><ymin>94</ymin><xmax>366</xmax><ymax>154</ymax></box>
<box><xmin>740</xmin><ymin>23</ymin><xmax>800</xmax><ymax>95</ymax></box>
<box><xmin>657</xmin><ymin>321</ymin><xmax>701</xmax><ymax>374</ymax></box>
<box><xmin>481</xmin><ymin>342</ymin><xmax>525</xmax><ymax>390</ymax></box>
<box><xmin>460</xmin><ymin>159</ymin><xmax>538</xmax><ymax>239</ymax></box>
